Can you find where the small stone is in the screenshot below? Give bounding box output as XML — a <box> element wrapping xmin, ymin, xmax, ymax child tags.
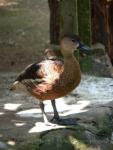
<box><xmin>0</xmin><ymin>141</ymin><xmax>7</xmax><ymax>149</ymax></box>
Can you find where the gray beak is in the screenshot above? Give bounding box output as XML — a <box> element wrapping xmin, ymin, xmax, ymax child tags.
<box><xmin>78</xmin><ymin>42</ymin><xmax>93</xmax><ymax>54</ymax></box>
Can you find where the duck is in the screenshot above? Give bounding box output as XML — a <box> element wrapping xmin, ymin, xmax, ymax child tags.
<box><xmin>10</xmin><ymin>34</ymin><xmax>92</xmax><ymax>125</ymax></box>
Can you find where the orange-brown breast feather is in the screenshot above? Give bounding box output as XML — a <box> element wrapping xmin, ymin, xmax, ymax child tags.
<box><xmin>16</xmin><ymin>59</ymin><xmax>64</xmax><ymax>100</ymax></box>
<box><xmin>31</xmin><ymin>60</ymin><xmax>64</xmax><ymax>100</ymax></box>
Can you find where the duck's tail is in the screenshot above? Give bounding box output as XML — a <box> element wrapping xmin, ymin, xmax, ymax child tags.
<box><xmin>9</xmin><ymin>81</ymin><xmax>20</xmax><ymax>91</ymax></box>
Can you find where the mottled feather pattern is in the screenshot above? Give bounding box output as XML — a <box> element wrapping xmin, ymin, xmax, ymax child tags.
<box><xmin>21</xmin><ymin>79</ymin><xmax>44</xmax><ymax>92</ymax></box>
<box><xmin>15</xmin><ymin>59</ymin><xmax>64</xmax><ymax>94</ymax></box>
<box><xmin>15</xmin><ymin>63</ymin><xmax>40</xmax><ymax>81</ymax></box>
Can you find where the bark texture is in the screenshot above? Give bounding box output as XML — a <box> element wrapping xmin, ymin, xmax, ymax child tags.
<box><xmin>48</xmin><ymin>0</ymin><xmax>60</xmax><ymax>44</ymax></box>
<box><xmin>91</xmin><ymin>0</ymin><xmax>113</xmax><ymax>61</ymax></box>
<box><xmin>48</xmin><ymin>0</ymin><xmax>91</xmax><ymax>45</ymax></box>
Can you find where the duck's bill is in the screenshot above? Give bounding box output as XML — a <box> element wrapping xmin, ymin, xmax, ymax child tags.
<box><xmin>78</xmin><ymin>42</ymin><xmax>93</xmax><ymax>54</ymax></box>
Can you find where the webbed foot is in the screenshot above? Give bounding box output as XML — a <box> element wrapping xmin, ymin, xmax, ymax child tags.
<box><xmin>51</xmin><ymin>117</ymin><xmax>77</xmax><ymax>125</ymax></box>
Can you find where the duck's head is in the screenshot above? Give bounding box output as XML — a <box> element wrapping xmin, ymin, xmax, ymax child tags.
<box><xmin>60</xmin><ymin>34</ymin><xmax>92</xmax><ymax>56</ymax></box>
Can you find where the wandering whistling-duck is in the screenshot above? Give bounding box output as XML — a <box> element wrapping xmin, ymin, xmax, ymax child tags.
<box><xmin>10</xmin><ymin>34</ymin><xmax>92</xmax><ymax>125</ymax></box>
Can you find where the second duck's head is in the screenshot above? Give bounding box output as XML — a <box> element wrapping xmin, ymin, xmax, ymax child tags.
<box><xmin>60</xmin><ymin>34</ymin><xmax>92</xmax><ymax>56</ymax></box>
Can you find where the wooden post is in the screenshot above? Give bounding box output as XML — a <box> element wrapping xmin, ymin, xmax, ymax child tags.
<box><xmin>77</xmin><ymin>0</ymin><xmax>91</xmax><ymax>45</ymax></box>
<box><xmin>48</xmin><ymin>0</ymin><xmax>92</xmax><ymax>45</ymax></box>
<box><xmin>59</xmin><ymin>0</ymin><xmax>78</xmax><ymax>36</ymax></box>
<box><xmin>109</xmin><ymin>1</ymin><xmax>113</xmax><ymax>63</ymax></box>
<box><xmin>91</xmin><ymin>0</ymin><xmax>113</xmax><ymax>61</ymax></box>
<box><xmin>48</xmin><ymin>0</ymin><xmax>60</xmax><ymax>44</ymax></box>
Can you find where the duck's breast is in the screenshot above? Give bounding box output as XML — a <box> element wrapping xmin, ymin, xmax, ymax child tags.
<box><xmin>32</xmin><ymin>59</ymin><xmax>81</xmax><ymax>100</ymax></box>
<box><xmin>31</xmin><ymin>60</ymin><xmax>64</xmax><ymax>100</ymax></box>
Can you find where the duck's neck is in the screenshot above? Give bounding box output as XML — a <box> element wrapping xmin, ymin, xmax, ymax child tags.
<box><xmin>64</xmin><ymin>53</ymin><xmax>79</xmax><ymax>69</ymax></box>
<box><xmin>63</xmin><ymin>53</ymin><xmax>81</xmax><ymax>80</ymax></box>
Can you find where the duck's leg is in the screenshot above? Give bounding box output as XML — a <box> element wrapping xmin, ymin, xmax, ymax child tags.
<box><xmin>51</xmin><ymin>100</ymin><xmax>60</xmax><ymax>121</ymax></box>
<box><xmin>39</xmin><ymin>102</ymin><xmax>56</xmax><ymax>126</ymax></box>
<box><xmin>39</xmin><ymin>102</ymin><xmax>48</xmax><ymax>124</ymax></box>
<box><xmin>51</xmin><ymin>100</ymin><xmax>77</xmax><ymax>125</ymax></box>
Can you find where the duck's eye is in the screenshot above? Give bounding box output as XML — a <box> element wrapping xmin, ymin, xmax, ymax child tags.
<box><xmin>71</xmin><ymin>39</ymin><xmax>75</xmax><ymax>42</ymax></box>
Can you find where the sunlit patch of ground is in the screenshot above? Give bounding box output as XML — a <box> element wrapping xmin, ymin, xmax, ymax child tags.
<box><xmin>0</xmin><ymin>73</ymin><xmax>113</xmax><ymax>148</ymax></box>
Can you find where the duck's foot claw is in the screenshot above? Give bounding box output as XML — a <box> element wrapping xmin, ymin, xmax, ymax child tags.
<box><xmin>50</xmin><ymin>117</ymin><xmax>77</xmax><ymax>125</ymax></box>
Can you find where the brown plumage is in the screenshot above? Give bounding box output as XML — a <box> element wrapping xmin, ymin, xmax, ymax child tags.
<box><xmin>10</xmin><ymin>34</ymin><xmax>92</xmax><ymax>125</ymax></box>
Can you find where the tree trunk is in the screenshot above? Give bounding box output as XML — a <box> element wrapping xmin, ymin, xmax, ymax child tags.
<box><xmin>48</xmin><ymin>0</ymin><xmax>91</xmax><ymax>45</ymax></box>
<box><xmin>77</xmin><ymin>0</ymin><xmax>91</xmax><ymax>45</ymax></box>
<box><xmin>59</xmin><ymin>0</ymin><xmax>78</xmax><ymax>36</ymax></box>
<box><xmin>108</xmin><ymin>1</ymin><xmax>113</xmax><ymax>63</ymax></box>
<box><xmin>91</xmin><ymin>0</ymin><xmax>113</xmax><ymax>62</ymax></box>
<box><xmin>48</xmin><ymin>0</ymin><xmax>60</xmax><ymax>44</ymax></box>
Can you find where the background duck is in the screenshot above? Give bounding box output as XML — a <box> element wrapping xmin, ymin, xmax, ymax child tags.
<box><xmin>10</xmin><ymin>34</ymin><xmax>92</xmax><ymax>125</ymax></box>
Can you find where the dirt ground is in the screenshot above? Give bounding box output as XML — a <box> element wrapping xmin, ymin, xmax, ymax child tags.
<box><xmin>0</xmin><ymin>73</ymin><xmax>113</xmax><ymax>149</ymax></box>
<box><xmin>0</xmin><ymin>0</ymin><xmax>49</xmax><ymax>72</ymax></box>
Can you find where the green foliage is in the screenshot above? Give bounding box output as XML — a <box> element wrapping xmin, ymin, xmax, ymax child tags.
<box><xmin>79</xmin><ymin>56</ymin><xmax>93</xmax><ymax>73</ymax></box>
<box><xmin>74</xmin><ymin>51</ymin><xmax>93</xmax><ymax>73</ymax></box>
